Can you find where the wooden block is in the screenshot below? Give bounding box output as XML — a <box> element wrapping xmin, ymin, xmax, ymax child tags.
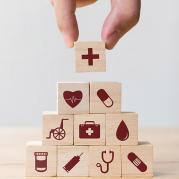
<box><xmin>74</xmin><ymin>114</ymin><xmax>105</xmax><ymax>145</ymax></box>
<box><xmin>57</xmin><ymin>146</ymin><xmax>89</xmax><ymax>176</ymax></box>
<box><xmin>42</xmin><ymin>111</ymin><xmax>73</xmax><ymax>146</ymax></box>
<box><xmin>26</xmin><ymin>141</ymin><xmax>57</xmax><ymax>177</ymax></box>
<box><xmin>25</xmin><ymin>176</ymin><xmax>121</xmax><ymax>179</ymax></box>
<box><xmin>106</xmin><ymin>112</ymin><xmax>138</xmax><ymax>145</ymax></box>
<box><xmin>75</xmin><ymin>41</ymin><xmax>106</xmax><ymax>72</ymax></box>
<box><xmin>26</xmin><ymin>178</ymin><xmax>121</xmax><ymax>179</ymax></box>
<box><xmin>121</xmin><ymin>141</ymin><xmax>153</xmax><ymax>177</ymax></box>
<box><xmin>90</xmin><ymin>82</ymin><xmax>121</xmax><ymax>113</ymax></box>
<box><xmin>58</xmin><ymin>82</ymin><xmax>89</xmax><ymax>114</ymax></box>
<box><xmin>89</xmin><ymin>146</ymin><xmax>121</xmax><ymax>176</ymax></box>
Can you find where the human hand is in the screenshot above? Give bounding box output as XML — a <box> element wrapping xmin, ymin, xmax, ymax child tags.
<box><xmin>51</xmin><ymin>0</ymin><xmax>140</xmax><ymax>49</ymax></box>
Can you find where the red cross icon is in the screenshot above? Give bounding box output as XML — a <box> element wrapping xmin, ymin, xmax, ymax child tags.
<box><xmin>86</xmin><ymin>128</ymin><xmax>94</xmax><ymax>136</ymax></box>
<box><xmin>81</xmin><ymin>48</ymin><xmax>100</xmax><ymax>66</ymax></box>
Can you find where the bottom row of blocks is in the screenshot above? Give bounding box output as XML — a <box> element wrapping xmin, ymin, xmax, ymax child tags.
<box><xmin>26</xmin><ymin>141</ymin><xmax>153</xmax><ymax>177</ymax></box>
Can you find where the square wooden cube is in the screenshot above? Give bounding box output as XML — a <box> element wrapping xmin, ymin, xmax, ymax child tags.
<box><xmin>121</xmin><ymin>141</ymin><xmax>153</xmax><ymax>177</ymax></box>
<box><xmin>74</xmin><ymin>114</ymin><xmax>105</xmax><ymax>145</ymax></box>
<box><xmin>75</xmin><ymin>41</ymin><xmax>106</xmax><ymax>72</ymax></box>
<box><xmin>106</xmin><ymin>112</ymin><xmax>138</xmax><ymax>146</ymax></box>
<box><xmin>57</xmin><ymin>146</ymin><xmax>89</xmax><ymax>176</ymax></box>
<box><xmin>26</xmin><ymin>141</ymin><xmax>57</xmax><ymax>177</ymax></box>
<box><xmin>42</xmin><ymin>111</ymin><xmax>73</xmax><ymax>146</ymax></box>
<box><xmin>58</xmin><ymin>82</ymin><xmax>89</xmax><ymax>114</ymax></box>
<box><xmin>90</xmin><ymin>82</ymin><xmax>121</xmax><ymax>113</ymax></box>
<box><xmin>89</xmin><ymin>146</ymin><xmax>121</xmax><ymax>177</ymax></box>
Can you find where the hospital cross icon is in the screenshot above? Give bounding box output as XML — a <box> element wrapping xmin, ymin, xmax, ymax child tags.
<box><xmin>86</xmin><ymin>128</ymin><xmax>94</xmax><ymax>136</ymax></box>
<box><xmin>82</xmin><ymin>48</ymin><xmax>100</xmax><ymax>66</ymax></box>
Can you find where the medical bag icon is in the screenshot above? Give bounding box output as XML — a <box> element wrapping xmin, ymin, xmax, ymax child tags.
<box><xmin>79</xmin><ymin>121</ymin><xmax>100</xmax><ymax>139</ymax></box>
<box><xmin>34</xmin><ymin>152</ymin><xmax>48</xmax><ymax>172</ymax></box>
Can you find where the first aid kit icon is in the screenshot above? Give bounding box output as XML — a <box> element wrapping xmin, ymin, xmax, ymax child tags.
<box><xmin>79</xmin><ymin>121</ymin><xmax>100</xmax><ymax>139</ymax></box>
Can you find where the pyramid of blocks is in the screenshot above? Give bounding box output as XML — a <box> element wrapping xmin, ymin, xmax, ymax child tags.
<box><xmin>25</xmin><ymin>41</ymin><xmax>153</xmax><ymax>178</ymax></box>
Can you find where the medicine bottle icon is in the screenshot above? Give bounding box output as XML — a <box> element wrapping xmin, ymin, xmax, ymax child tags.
<box><xmin>34</xmin><ymin>152</ymin><xmax>48</xmax><ymax>172</ymax></box>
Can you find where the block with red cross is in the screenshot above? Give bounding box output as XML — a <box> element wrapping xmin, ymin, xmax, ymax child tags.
<box><xmin>75</xmin><ymin>41</ymin><xmax>106</xmax><ymax>72</ymax></box>
<box><xmin>74</xmin><ymin>114</ymin><xmax>105</xmax><ymax>145</ymax></box>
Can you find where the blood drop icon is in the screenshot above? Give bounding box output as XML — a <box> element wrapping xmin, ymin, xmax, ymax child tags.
<box><xmin>116</xmin><ymin>120</ymin><xmax>129</xmax><ymax>141</ymax></box>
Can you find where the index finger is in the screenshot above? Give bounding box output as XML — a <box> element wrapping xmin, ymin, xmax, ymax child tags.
<box><xmin>53</xmin><ymin>0</ymin><xmax>79</xmax><ymax>48</ymax></box>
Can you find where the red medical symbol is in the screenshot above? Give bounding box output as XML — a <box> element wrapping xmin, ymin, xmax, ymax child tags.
<box><xmin>46</xmin><ymin>119</ymin><xmax>68</xmax><ymax>140</ymax></box>
<box><xmin>97</xmin><ymin>89</ymin><xmax>114</xmax><ymax>108</ymax></box>
<box><xmin>63</xmin><ymin>91</ymin><xmax>82</xmax><ymax>108</ymax></box>
<box><xmin>63</xmin><ymin>153</ymin><xmax>83</xmax><ymax>173</ymax></box>
<box><xmin>96</xmin><ymin>150</ymin><xmax>114</xmax><ymax>174</ymax></box>
<box><xmin>82</xmin><ymin>48</ymin><xmax>100</xmax><ymax>66</ymax></box>
<box><xmin>79</xmin><ymin>121</ymin><xmax>100</xmax><ymax>139</ymax></box>
<box><xmin>128</xmin><ymin>152</ymin><xmax>147</xmax><ymax>172</ymax></box>
<box><xmin>116</xmin><ymin>120</ymin><xmax>129</xmax><ymax>141</ymax></box>
<box><xmin>34</xmin><ymin>152</ymin><xmax>48</xmax><ymax>172</ymax></box>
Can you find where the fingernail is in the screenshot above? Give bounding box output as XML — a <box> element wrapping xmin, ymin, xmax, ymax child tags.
<box><xmin>62</xmin><ymin>33</ymin><xmax>74</xmax><ymax>48</ymax></box>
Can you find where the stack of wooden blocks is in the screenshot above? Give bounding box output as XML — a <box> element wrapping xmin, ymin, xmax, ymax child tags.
<box><xmin>26</xmin><ymin>42</ymin><xmax>153</xmax><ymax>178</ymax></box>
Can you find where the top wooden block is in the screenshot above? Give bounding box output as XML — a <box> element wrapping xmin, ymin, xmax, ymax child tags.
<box><xmin>75</xmin><ymin>41</ymin><xmax>106</xmax><ymax>72</ymax></box>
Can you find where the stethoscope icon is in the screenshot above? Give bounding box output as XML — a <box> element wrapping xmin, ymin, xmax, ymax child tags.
<box><xmin>96</xmin><ymin>150</ymin><xmax>114</xmax><ymax>174</ymax></box>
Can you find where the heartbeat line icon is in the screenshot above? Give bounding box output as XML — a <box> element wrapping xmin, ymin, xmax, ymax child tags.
<box><xmin>65</xmin><ymin>96</ymin><xmax>81</xmax><ymax>104</ymax></box>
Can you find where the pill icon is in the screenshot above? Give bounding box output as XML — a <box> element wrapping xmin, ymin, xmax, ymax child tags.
<box><xmin>128</xmin><ymin>152</ymin><xmax>147</xmax><ymax>172</ymax></box>
<box><xmin>97</xmin><ymin>89</ymin><xmax>114</xmax><ymax>108</ymax></box>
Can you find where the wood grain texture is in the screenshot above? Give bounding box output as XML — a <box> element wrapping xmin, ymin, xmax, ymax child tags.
<box><xmin>90</xmin><ymin>82</ymin><xmax>121</xmax><ymax>114</ymax></box>
<box><xmin>42</xmin><ymin>112</ymin><xmax>73</xmax><ymax>146</ymax></box>
<box><xmin>25</xmin><ymin>141</ymin><xmax>57</xmax><ymax>177</ymax></box>
<box><xmin>57</xmin><ymin>146</ymin><xmax>89</xmax><ymax>176</ymax></box>
<box><xmin>121</xmin><ymin>141</ymin><xmax>153</xmax><ymax>177</ymax></box>
<box><xmin>58</xmin><ymin>82</ymin><xmax>89</xmax><ymax>114</ymax></box>
<box><xmin>75</xmin><ymin>41</ymin><xmax>106</xmax><ymax>72</ymax></box>
<box><xmin>74</xmin><ymin>114</ymin><xmax>105</xmax><ymax>146</ymax></box>
<box><xmin>0</xmin><ymin>127</ymin><xmax>178</xmax><ymax>179</ymax></box>
<box><xmin>106</xmin><ymin>113</ymin><xmax>138</xmax><ymax>145</ymax></box>
<box><xmin>89</xmin><ymin>146</ymin><xmax>121</xmax><ymax>176</ymax></box>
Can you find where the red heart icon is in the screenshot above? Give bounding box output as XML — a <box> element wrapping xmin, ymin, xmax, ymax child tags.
<box><xmin>63</xmin><ymin>91</ymin><xmax>83</xmax><ymax>108</ymax></box>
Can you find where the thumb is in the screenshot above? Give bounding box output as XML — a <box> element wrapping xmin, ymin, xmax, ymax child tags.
<box><xmin>102</xmin><ymin>0</ymin><xmax>140</xmax><ymax>49</ymax></box>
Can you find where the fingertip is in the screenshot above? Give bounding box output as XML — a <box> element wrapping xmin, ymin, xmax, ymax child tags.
<box><xmin>102</xmin><ymin>31</ymin><xmax>121</xmax><ymax>50</ymax></box>
<box><xmin>53</xmin><ymin>0</ymin><xmax>78</xmax><ymax>48</ymax></box>
<box><xmin>62</xmin><ymin>32</ymin><xmax>78</xmax><ymax>48</ymax></box>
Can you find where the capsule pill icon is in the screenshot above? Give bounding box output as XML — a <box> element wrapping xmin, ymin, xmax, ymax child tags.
<box><xmin>128</xmin><ymin>152</ymin><xmax>147</xmax><ymax>172</ymax></box>
<box><xmin>97</xmin><ymin>89</ymin><xmax>114</xmax><ymax>108</ymax></box>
